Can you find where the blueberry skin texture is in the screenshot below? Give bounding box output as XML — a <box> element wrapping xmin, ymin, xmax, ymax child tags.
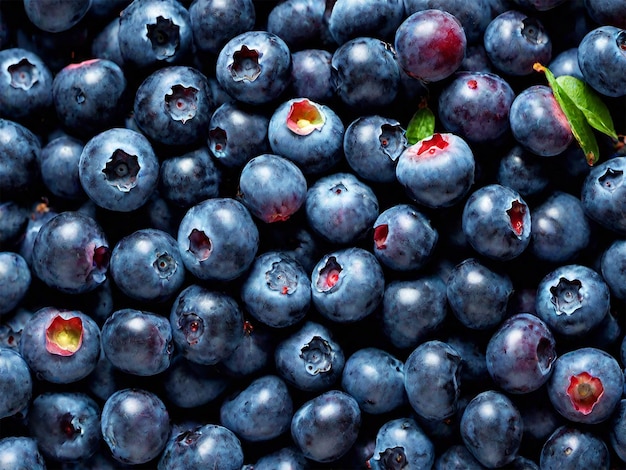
<box><xmin>311</xmin><ymin>247</ymin><xmax>385</xmax><ymax>323</ymax></box>
<box><xmin>274</xmin><ymin>321</ymin><xmax>345</xmax><ymax>392</ymax></box>
<box><xmin>158</xmin><ymin>424</ymin><xmax>244</xmax><ymax>470</ymax></box>
<box><xmin>327</xmin><ymin>0</ymin><xmax>404</xmax><ymax>45</ymax></box>
<box><xmin>369</xmin><ymin>418</ymin><xmax>435</xmax><ymax>470</ymax></box>
<box><xmin>434</xmin><ymin>444</ymin><xmax>485</xmax><ymax>470</ymax></box>
<box><xmin>91</xmin><ymin>18</ymin><xmax>124</xmax><ymax>67</ymax></box>
<box><xmin>610</xmin><ymin>399</ymin><xmax>626</xmax><ymax>462</ymax></box>
<box><xmin>540</xmin><ymin>425</ymin><xmax>610</xmax><ymax>470</ymax></box>
<box><xmin>240</xmin><ymin>251</ymin><xmax>311</xmax><ymax>328</ymax></box>
<box><xmin>118</xmin><ymin>0</ymin><xmax>193</xmax><ymax>69</ymax></box>
<box><xmin>290</xmin><ymin>49</ymin><xmax>334</xmax><ymax>103</ymax></box>
<box><xmin>581</xmin><ymin>156</ymin><xmax>626</xmax><ymax>236</ymax></box>
<box><xmin>0</xmin><ymin>48</ymin><xmax>53</xmax><ymax>120</ymax></box>
<box><xmin>601</xmin><ymin>239</ymin><xmax>626</xmax><ymax>300</ymax></box>
<box><xmin>530</xmin><ymin>191</ymin><xmax>590</xmax><ymax>263</ymax></box>
<box><xmin>578</xmin><ymin>26</ymin><xmax>626</xmax><ymax>97</ymax></box>
<box><xmin>382</xmin><ymin>275</ymin><xmax>448</xmax><ymax>349</ymax></box>
<box><xmin>19</xmin><ymin>307</ymin><xmax>100</xmax><ymax>384</ymax></box>
<box><xmin>394</xmin><ymin>9</ymin><xmax>467</xmax><ymax>82</ymax></box>
<box><xmin>267</xmin><ymin>0</ymin><xmax>325</xmax><ymax>50</ymax></box>
<box><xmin>341</xmin><ymin>347</ymin><xmax>406</xmax><ymax>414</ymax></box>
<box><xmin>31</xmin><ymin>211</ymin><xmax>109</xmax><ymax>294</ymax></box>
<box><xmin>446</xmin><ymin>258</ymin><xmax>514</xmax><ymax>330</ymax></box>
<box><xmin>460</xmin><ymin>390</ymin><xmax>524</xmax><ymax>468</ymax></box>
<box><xmin>0</xmin><ymin>437</ymin><xmax>46</xmax><ymax>470</ymax></box>
<box><xmin>343</xmin><ymin>115</ymin><xmax>406</xmax><ymax>184</ymax></box>
<box><xmin>484</xmin><ymin>10</ymin><xmax>552</xmax><ymax>76</ymax></box>
<box><xmin>101</xmin><ymin>388</ymin><xmax>170</xmax><ymax>465</ymax></box>
<box><xmin>438</xmin><ymin>71</ymin><xmax>515</xmax><ymax>143</ymax></box>
<box><xmin>52</xmin><ymin>58</ymin><xmax>127</xmax><ymax>138</ymax></box>
<box><xmin>162</xmin><ymin>355</ymin><xmax>229</xmax><ymax>408</ymax></box>
<box><xmin>330</xmin><ymin>37</ymin><xmax>400</xmax><ymax>111</ymax></box>
<box><xmin>170</xmin><ymin>285</ymin><xmax>244</xmax><ymax>365</ymax></box>
<box><xmin>535</xmin><ymin>264</ymin><xmax>610</xmax><ymax>337</ymax></box>
<box><xmin>462</xmin><ymin>184</ymin><xmax>531</xmax><ymax>261</ymax></box>
<box><xmin>101</xmin><ymin>308</ymin><xmax>173</xmax><ymax>376</ymax></box>
<box><xmin>215</xmin><ymin>30</ymin><xmax>292</xmax><ymax>105</ymax></box>
<box><xmin>110</xmin><ymin>228</ymin><xmax>185</xmax><ymax>303</ymax></box>
<box><xmin>159</xmin><ymin>146</ymin><xmax>221</xmax><ymax>208</ymax></box>
<box><xmin>253</xmin><ymin>446</ymin><xmax>308</xmax><ymax>470</ymax></box>
<box><xmin>237</xmin><ymin>154</ymin><xmax>307</xmax><ymax>223</ymax></box>
<box><xmin>509</xmin><ymin>85</ymin><xmax>573</xmax><ymax>157</ymax></box>
<box><xmin>39</xmin><ymin>135</ymin><xmax>86</xmax><ymax>200</ymax></box>
<box><xmin>177</xmin><ymin>197</ymin><xmax>259</xmax><ymax>282</ymax></box>
<box><xmin>396</xmin><ymin>133</ymin><xmax>475</xmax><ymax>209</ymax></box>
<box><xmin>220</xmin><ymin>375</ymin><xmax>293</xmax><ymax>442</ymax></box>
<box><xmin>0</xmin><ymin>252</ymin><xmax>30</xmax><ymax>316</ymax></box>
<box><xmin>0</xmin><ymin>347</ymin><xmax>31</xmax><ymax>419</ymax></box>
<box><xmin>23</xmin><ymin>0</ymin><xmax>90</xmax><ymax>33</ymax></box>
<box><xmin>134</xmin><ymin>66</ymin><xmax>213</xmax><ymax>146</ymax></box>
<box><xmin>486</xmin><ymin>313</ymin><xmax>557</xmax><ymax>394</ymax></box>
<box><xmin>219</xmin><ymin>321</ymin><xmax>275</xmax><ymax>378</ymax></box>
<box><xmin>208</xmin><ymin>100</ymin><xmax>270</xmax><ymax>169</ymax></box>
<box><xmin>27</xmin><ymin>392</ymin><xmax>101</xmax><ymax>463</ymax></box>
<box><xmin>584</xmin><ymin>0</ymin><xmax>626</xmax><ymax>28</ymax></box>
<box><xmin>0</xmin><ymin>202</ymin><xmax>28</xmax><ymax>251</ymax></box>
<box><xmin>291</xmin><ymin>390</ymin><xmax>361</xmax><ymax>463</ymax></box>
<box><xmin>268</xmin><ymin>98</ymin><xmax>344</xmax><ymax>175</ymax></box>
<box><xmin>549</xmin><ymin>47</ymin><xmax>584</xmax><ymax>80</ymax></box>
<box><xmin>0</xmin><ymin>119</ymin><xmax>40</xmax><ymax>200</ymax></box>
<box><xmin>79</xmin><ymin>127</ymin><xmax>159</xmax><ymax>212</ymax></box>
<box><xmin>189</xmin><ymin>0</ymin><xmax>256</xmax><ymax>54</ymax></box>
<box><xmin>404</xmin><ymin>340</ymin><xmax>462</xmax><ymax>421</ymax></box>
<box><xmin>547</xmin><ymin>347</ymin><xmax>624</xmax><ymax>424</ymax></box>
<box><xmin>305</xmin><ymin>173</ymin><xmax>379</xmax><ymax>245</ymax></box>
<box><xmin>496</xmin><ymin>145</ymin><xmax>551</xmax><ymax>198</ymax></box>
<box><xmin>373</xmin><ymin>203</ymin><xmax>438</xmax><ymax>272</ymax></box>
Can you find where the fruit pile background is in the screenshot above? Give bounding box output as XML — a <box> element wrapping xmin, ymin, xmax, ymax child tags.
<box><xmin>0</xmin><ymin>0</ymin><xmax>626</xmax><ymax>468</ymax></box>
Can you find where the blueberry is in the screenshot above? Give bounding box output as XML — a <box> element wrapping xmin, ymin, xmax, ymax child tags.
<box><xmin>547</xmin><ymin>347</ymin><xmax>624</xmax><ymax>424</ymax></box>
<box><xmin>438</xmin><ymin>71</ymin><xmax>515</xmax><ymax>143</ymax></box>
<box><xmin>535</xmin><ymin>264</ymin><xmax>610</xmax><ymax>337</ymax></box>
<box><xmin>405</xmin><ymin>340</ymin><xmax>462</xmax><ymax>421</ymax></box>
<box><xmin>434</xmin><ymin>444</ymin><xmax>485</xmax><ymax>469</ymax></box>
<box><xmin>0</xmin><ymin>202</ymin><xmax>28</xmax><ymax>251</ymax></box>
<box><xmin>52</xmin><ymin>58</ymin><xmax>127</xmax><ymax>138</ymax></box>
<box><xmin>170</xmin><ymin>284</ymin><xmax>244</xmax><ymax>365</ymax></box>
<box><xmin>267</xmin><ymin>0</ymin><xmax>325</xmax><ymax>50</ymax></box>
<box><xmin>0</xmin><ymin>48</ymin><xmax>53</xmax><ymax>121</ymax></box>
<box><xmin>509</xmin><ymin>85</ymin><xmax>573</xmax><ymax>156</ymax></box>
<box><xmin>578</xmin><ymin>25</ymin><xmax>626</xmax><ymax>97</ymax></box>
<box><xmin>446</xmin><ymin>333</ymin><xmax>490</xmax><ymax>386</ymax></box>
<box><xmin>27</xmin><ymin>392</ymin><xmax>101</xmax><ymax>463</ymax></box>
<box><xmin>343</xmin><ymin>114</ymin><xmax>406</xmax><ymax>184</ymax></box>
<box><xmin>31</xmin><ymin>211</ymin><xmax>109</xmax><ymax>294</ymax></box>
<box><xmin>311</xmin><ymin>247</ymin><xmax>385</xmax><ymax>323</ymax></box>
<box><xmin>24</xmin><ymin>0</ymin><xmax>91</xmax><ymax>33</ymax></box>
<box><xmin>549</xmin><ymin>47</ymin><xmax>584</xmax><ymax>80</ymax></box>
<box><xmin>291</xmin><ymin>390</ymin><xmax>361</xmax><ymax>463</ymax></box>
<box><xmin>158</xmin><ymin>424</ymin><xmax>244</xmax><ymax>470</ymax></box>
<box><xmin>496</xmin><ymin>145</ymin><xmax>551</xmax><ymax>198</ymax></box>
<box><xmin>610</xmin><ymin>399</ymin><xmax>626</xmax><ymax>462</ymax></box>
<box><xmin>462</xmin><ymin>184</ymin><xmax>532</xmax><ymax>261</ymax></box>
<box><xmin>91</xmin><ymin>17</ymin><xmax>124</xmax><ymax>67</ymax></box>
<box><xmin>581</xmin><ymin>156</ymin><xmax>626</xmax><ymax>236</ymax></box>
<box><xmin>327</xmin><ymin>0</ymin><xmax>404</xmax><ymax>45</ymax></box>
<box><xmin>395</xmin><ymin>9</ymin><xmax>467</xmax><ymax>82</ymax></box>
<box><xmin>0</xmin><ymin>118</ymin><xmax>41</xmax><ymax>200</ymax></box>
<box><xmin>101</xmin><ymin>388</ymin><xmax>170</xmax><ymax>465</ymax></box>
<box><xmin>110</xmin><ymin>228</ymin><xmax>185</xmax><ymax>303</ymax></box>
<box><xmin>274</xmin><ymin>320</ymin><xmax>345</xmax><ymax>392</ymax></box>
<box><xmin>0</xmin><ymin>437</ymin><xmax>46</xmax><ymax>470</ymax></box>
<box><xmin>584</xmin><ymin>0</ymin><xmax>626</xmax><ymax>28</ymax></box>
<box><xmin>484</xmin><ymin>10</ymin><xmax>552</xmax><ymax>76</ymax></box>
<box><xmin>253</xmin><ymin>446</ymin><xmax>308</xmax><ymax>470</ymax></box>
<box><xmin>382</xmin><ymin>276</ymin><xmax>448</xmax><ymax>349</ymax></box>
<box><xmin>290</xmin><ymin>49</ymin><xmax>335</xmax><ymax>103</ymax></box>
<box><xmin>177</xmin><ymin>197</ymin><xmax>259</xmax><ymax>281</ymax></box>
<box><xmin>540</xmin><ymin>425</ymin><xmax>610</xmax><ymax>469</ymax></box>
<box><xmin>133</xmin><ymin>65</ymin><xmax>213</xmax><ymax>146</ymax></box>
<box><xmin>460</xmin><ymin>390</ymin><xmax>524</xmax><ymax>468</ymax></box>
<box><xmin>486</xmin><ymin>313</ymin><xmax>557</xmax><ymax>394</ymax></box>
<box><xmin>218</xmin><ymin>320</ymin><xmax>275</xmax><ymax>378</ymax></box>
<box><xmin>601</xmin><ymin>239</ymin><xmax>626</xmax><ymax>300</ymax></box>
<box><xmin>215</xmin><ymin>30</ymin><xmax>292</xmax><ymax>105</ymax></box>
<box><xmin>39</xmin><ymin>135</ymin><xmax>86</xmax><ymax>200</ymax></box>
<box><xmin>268</xmin><ymin>97</ymin><xmax>344</xmax><ymax>175</ymax></box>
<box><xmin>0</xmin><ymin>252</ymin><xmax>30</xmax><ymax>316</ymax></box>
<box><xmin>330</xmin><ymin>37</ymin><xmax>400</xmax><ymax>111</ymax></box>
<box><xmin>396</xmin><ymin>133</ymin><xmax>475</xmax><ymax>209</ymax></box>
<box><xmin>0</xmin><ymin>347</ymin><xmax>31</xmax><ymax>419</ymax></box>
<box><xmin>368</xmin><ymin>418</ymin><xmax>435</xmax><ymax>470</ymax></box>
<box><xmin>341</xmin><ymin>347</ymin><xmax>406</xmax><ymax>414</ymax></box>
<box><xmin>19</xmin><ymin>307</ymin><xmax>100</xmax><ymax>384</ymax></box>
<box><xmin>78</xmin><ymin>128</ymin><xmax>160</xmax><ymax>212</ymax></box>
<box><xmin>101</xmin><ymin>308</ymin><xmax>173</xmax><ymax>376</ymax></box>
<box><xmin>220</xmin><ymin>374</ymin><xmax>293</xmax><ymax>442</ymax></box>
<box><xmin>240</xmin><ymin>251</ymin><xmax>311</xmax><ymax>328</ymax></box>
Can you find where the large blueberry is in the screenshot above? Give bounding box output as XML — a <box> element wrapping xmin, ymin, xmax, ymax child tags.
<box><xmin>327</xmin><ymin>0</ymin><xmax>404</xmax><ymax>44</ymax></box>
<box><xmin>0</xmin><ymin>252</ymin><xmax>30</xmax><ymax>315</ymax></box>
<box><xmin>0</xmin><ymin>347</ymin><xmax>31</xmax><ymax>419</ymax></box>
<box><xmin>189</xmin><ymin>0</ymin><xmax>255</xmax><ymax>54</ymax></box>
<box><xmin>0</xmin><ymin>119</ymin><xmax>40</xmax><ymax>200</ymax></box>
<box><xmin>0</xmin><ymin>437</ymin><xmax>46</xmax><ymax>469</ymax></box>
<box><xmin>540</xmin><ymin>425</ymin><xmax>610</xmax><ymax>469</ymax></box>
<box><xmin>368</xmin><ymin>418</ymin><xmax>435</xmax><ymax>470</ymax></box>
<box><xmin>578</xmin><ymin>26</ymin><xmax>626</xmax><ymax>97</ymax></box>
<box><xmin>581</xmin><ymin>156</ymin><xmax>626</xmax><ymax>236</ymax></box>
<box><xmin>39</xmin><ymin>135</ymin><xmax>86</xmax><ymax>201</ymax></box>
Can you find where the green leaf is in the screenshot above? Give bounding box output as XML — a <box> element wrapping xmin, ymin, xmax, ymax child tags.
<box><xmin>534</xmin><ymin>63</ymin><xmax>600</xmax><ymax>165</ymax></box>
<box><xmin>555</xmin><ymin>75</ymin><xmax>619</xmax><ymax>140</ymax></box>
<box><xmin>406</xmin><ymin>107</ymin><xmax>435</xmax><ymax>145</ymax></box>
